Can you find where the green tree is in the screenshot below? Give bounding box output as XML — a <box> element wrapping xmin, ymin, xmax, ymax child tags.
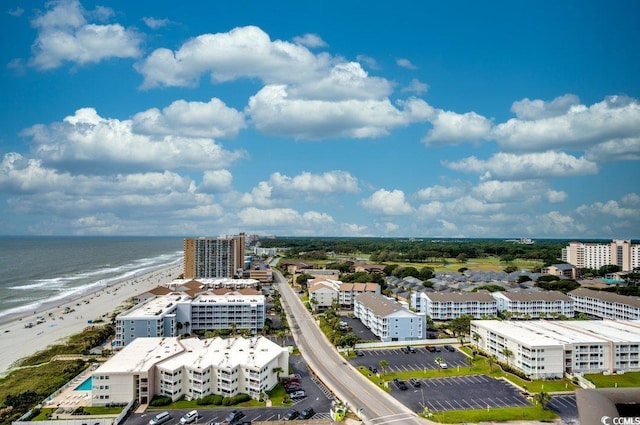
<box><xmin>272</xmin><ymin>366</ymin><xmax>284</xmax><ymax>381</ymax></box>
<box><xmin>502</xmin><ymin>347</ymin><xmax>513</xmax><ymax>366</ymax></box>
<box><xmin>379</xmin><ymin>359</ymin><xmax>389</xmax><ymax>375</ymax></box>
<box><xmin>534</xmin><ymin>391</ymin><xmax>552</xmax><ymax>409</ymax></box>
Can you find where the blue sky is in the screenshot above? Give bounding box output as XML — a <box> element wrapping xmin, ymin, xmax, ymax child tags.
<box><xmin>1</xmin><ymin>0</ymin><xmax>639</xmax><ymax>238</ymax></box>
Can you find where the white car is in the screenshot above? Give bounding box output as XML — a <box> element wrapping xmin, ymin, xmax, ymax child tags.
<box><xmin>435</xmin><ymin>359</ymin><xmax>448</xmax><ymax>369</ymax></box>
<box><xmin>290</xmin><ymin>390</ymin><xmax>306</xmax><ymax>399</ymax></box>
<box><xmin>180</xmin><ymin>410</ymin><xmax>198</xmax><ymax>424</ymax></box>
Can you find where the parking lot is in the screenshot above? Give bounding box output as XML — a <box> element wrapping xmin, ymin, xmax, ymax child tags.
<box><xmin>393</xmin><ymin>374</ymin><xmax>531</xmax><ymax>413</ymax></box>
<box><xmin>351</xmin><ymin>345</ymin><xmax>469</xmax><ymax>372</ymax></box>
<box><xmin>548</xmin><ymin>394</ymin><xmax>579</xmax><ymax>424</ymax></box>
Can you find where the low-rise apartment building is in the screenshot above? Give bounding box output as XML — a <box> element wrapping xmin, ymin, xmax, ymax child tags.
<box><xmin>411</xmin><ymin>291</ymin><xmax>497</xmax><ymax>320</ymax></box>
<box><xmin>354</xmin><ymin>293</ymin><xmax>425</xmax><ymax>342</ymax></box>
<box><xmin>338</xmin><ymin>282</ymin><xmax>380</xmax><ymax>306</ymax></box>
<box><xmin>91</xmin><ymin>336</ymin><xmax>288</xmax><ymax>405</ymax></box>
<box><xmin>115</xmin><ymin>290</ymin><xmax>266</xmax><ymax>346</ymax></box>
<box><xmin>471</xmin><ymin>320</ymin><xmax>640</xmax><ymax>379</ymax></box>
<box><xmin>492</xmin><ymin>291</ymin><xmax>574</xmax><ymax>318</ymax></box>
<box><xmin>569</xmin><ymin>288</ymin><xmax>640</xmax><ymax>320</ymax></box>
<box><xmin>308</xmin><ymin>278</ymin><xmax>380</xmax><ymax>311</ymax></box>
<box><xmin>541</xmin><ymin>264</ymin><xmax>579</xmax><ymax>280</ymax></box>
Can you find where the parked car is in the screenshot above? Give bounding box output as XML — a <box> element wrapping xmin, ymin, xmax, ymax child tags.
<box><xmin>393</xmin><ymin>378</ymin><xmax>408</xmax><ymax>390</ymax></box>
<box><xmin>400</xmin><ymin>347</ymin><xmax>410</xmax><ymax>353</ymax></box>
<box><xmin>356</xmin><ymin>350</ymin><xmax>365</xmax><ymax>356</ymax></box>
<box><xmin>180</xmin><ymin>410</ymin><xmax>198</xmax><ymax>424</ymax></box>
<box><xmin>282</xmin><ymin>409</ymin><xmax>299</xmax><ymax>421</ymax></box>
<box><xmin>435</xmin><ymin>359</ymin><xmax>448</xmax><ymax>369</ymax></box>
<box><xmin>289</xmin><ymin>390</ymin><xmax>306</xmax><ymax>399</ymax></box>
<box><xmin>425</xmin><ymin>345</ymin><xmax>441</xmax><ymax>352</ymax></box>
<box><xmin>285</xmin><ymin>385</ymin><xmax>303</xmax><ymax>393</ymax></box>
<box><xmin>225</xmin><ymin>410</ymin><xmax>245</xmax><ymax>424</ymax></box>
<box><xmin>149</xmin><ymin>412</ymin><xmax>171</xmax><ymax>425</ymax></box>
<box><xmin>408</xmin><ymin>346</ymin><xmax>417</xmax><ymax>353</ymax></box>
<box><xmin>367</xmin><ymin>365</ymin><xmax>378</xmax><ymax>373</ymax></box>
<box><xmin>409</xmin><ymin>378</ymin><xmax>421</xmax><ymax>387</ymax></box>
<box><xmin>444</xmin><ymin>345</ymin><xmax>456</xmax><ymax>352</ymax></box>
<box><xmin>299</xmin><ymin>407</ymin><xmax>315</xmax><ymax>419</ymax></box>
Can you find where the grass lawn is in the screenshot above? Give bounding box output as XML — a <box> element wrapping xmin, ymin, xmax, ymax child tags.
<box><xmin>584</xmin><ymin>371</ymin><xmax>640</xmax><ymax>388</ymax></box>
<box><xmin>426</xmin><ymin>405</ymin><xmax>558</xmax><ymax>423</ymax></box>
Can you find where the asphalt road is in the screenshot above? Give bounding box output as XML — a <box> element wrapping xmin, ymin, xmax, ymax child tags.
<box><xmin>274</xmin><ymin>271</ymin><xmax>426</xmax><ymax>425</ymax></box>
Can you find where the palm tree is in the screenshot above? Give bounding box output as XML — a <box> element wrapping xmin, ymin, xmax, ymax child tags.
<box><xmin>488</xmin><ymin>355</ymin><xmax>497</xmax><ymax>371</ymax></box>
<box><xmin>378</xmin><ymin>359</ymin><xmax>389</xmax><ymax>375</ymax></box>
<box><xmin>229</xmin><ymin>322</ymin><xmax>237</xmax><ymax>336</ymax></box>
<box><xmin>472</xmin><ymin>332</ymin><xmax>481</xmax><ymax>347</ymax></box>
<box><xmin>184</xmin><ymin>321</ymin><xmax>190</xmax><ymax>334</ymax></box>
<box><xmin>272</xmin><ymin>366</ymin><xmax>284</xmax><ymax>382</ymax></box>
<box><xmin>502</xmin><ymin>347</ymin><xmax>513</xmax><ymax>367</ymax></box>
<box><xmin>466</xmin><ymin>356</ymin><xmax>473</xmax><ymax>368</ymax></box>
<box><xmin>534</xmin><ymin>391</ymin><xmax>552</xmax><ymax>409</ymax></box>
<box><xmin>176</xmin><ymin>322</ymin><xmax>184</xmax><ymax>334</ymax></box>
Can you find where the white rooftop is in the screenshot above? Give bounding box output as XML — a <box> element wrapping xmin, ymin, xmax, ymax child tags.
<box><xmin>97</xmin><ymin>336</ymin><xmax>285</xmax><ymax>376</ymax></box>
<box><xmin>119</xmin><ymin>293</ymin><xmax>190</xmax><ymax>319</ymax></box>
<box><xmin>94</xmin><ymin>337</ymin><xmax>185</xmax><ymax>374</ymax></box>
<box><xmin>473</xmin><ymin>320</ymin><xmax>640</xmax><ymax>346</ymax></box>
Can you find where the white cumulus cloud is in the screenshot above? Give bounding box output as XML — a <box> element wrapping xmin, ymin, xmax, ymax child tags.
<box><xmin>30</xmin><ymin>0</ymin><xmax>142</xmax><ymax>70</ymax></box>
<box><xmin>360</xmin><ymin>189</ymin><xmax>413</xmax><ymax>216</ymax></box>
<box><xmin>22</xmin><ymin>108</ymin><xmax>246</xmax><ymax>174</ymax></box>
<box><xmin>132</xmin><ymin>98</ymin><xmax>246</xmax><ymax>138</ymax></box>
<box><xmin>443</xmin><ymin>151</ymin><xmax>599</xmax><ymax>180</ymax></box>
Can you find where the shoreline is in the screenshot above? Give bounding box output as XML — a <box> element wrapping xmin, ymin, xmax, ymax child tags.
<box><xmin>0</xmin><ymin>262</ymin><xmax>183</xmax><ymax>375</ymax></box>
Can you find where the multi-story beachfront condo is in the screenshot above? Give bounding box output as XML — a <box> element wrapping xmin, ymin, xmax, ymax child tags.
<box><xmin>492</xmin><ymin>291</ymin><xmax>574</xmax><ymax>318</ymax></box>
<box><xmin>183</xmin><ymin>234</ymin><xmax>246</xmax><ymax>279</ymax></box>
<box><xmin>562</xmin><ymin>239</ymin><xmax>640</xmax><ymax>271</ymax></box>
<box><xmin>410</xmin><ymin>291</ymin><xmax>497</xmax><ymax>320</ymax></box>
<box><xmin>354</xmin><ymin>293</ymin><xmax>425</xmax><ymax>342</ymax></box>
<box><xmin>115</xmin><ymin>290</ymin><xmax>265</xmax><ymax>346</ymax></box>
<box><xmin>569</xmin><ymin>288</ymin><xmax>640</xmax><ymax>320</ymax></box>
<box><xmin>471</xmin><ymin>320</ymin><xmax>640</xmax><ymax>379</ymax></box>
<box><xmin>91</xmin><ymin>336</ymin><xmax>288</xmax><ymax>405</ymax></box>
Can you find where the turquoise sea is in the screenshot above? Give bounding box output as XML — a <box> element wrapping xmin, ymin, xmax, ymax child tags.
<box><xmin>0</xmin><ymin>236</ymin><xmax>183</xmax><ymax>321</ymax></box>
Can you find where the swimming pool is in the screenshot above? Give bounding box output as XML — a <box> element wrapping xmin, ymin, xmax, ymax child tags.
<box><xmin>74</xmin><ymin>376</ymin><xmax>92</xmax><ymax>391</ymax></box>
<box><xmin>602</xmin><ymin>278</ymin><xmax>625</xmax><ymax>284</ymax></box>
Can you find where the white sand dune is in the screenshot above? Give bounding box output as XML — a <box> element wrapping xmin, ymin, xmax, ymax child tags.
<box><xmin>0</xmin><ymin>264</ymin><xmax>182</xmax><ymax>375</ymax></box>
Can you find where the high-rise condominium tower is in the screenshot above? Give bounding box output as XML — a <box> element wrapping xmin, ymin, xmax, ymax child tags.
<box><xmin>183</xmin><ymin>233</ymin><xmax>246</xmax><ymax>278</ymax></box>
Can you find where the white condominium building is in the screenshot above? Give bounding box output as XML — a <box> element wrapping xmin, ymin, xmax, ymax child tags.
<box><xmin>492</xmin><ymin>291</ymin><xmax>574</xmax><ymax>318</ymax></box>
<box><xmin>562</xmin><ymin>239</ymin><xmax>640</xmax><ymax>271</ymax></box>
<box><xmin>411</xmin><ymin>291</ymin><xmax>497</xmax><ymax>320</ymax></box>
<box><xmin>569</xmin><ymin>288</ymin><xmax>640</xmax><ymax>320</ymax></box>
<box><xmin>354</xmin><ymin>292</ymin><xmax>425</xmax><ymax>342</ymax></box>
<box><xmin>307</xmin><ymin>278</ymin><xmax>380</xmax><ymax>311</ymax></box>
<box><xmin>91</xmin><ymin>336</ymin><xmax>288</xmax><ymax>405</ymax></box>
<box><xmin>471</xmin><ymin>320</ymin><xmax>640</xmax><ymax>379</ymax></box>
<box><xmin>115</xmin><ymin>290</ymin><xmax>266</xmax><ymax>347</ymax></box>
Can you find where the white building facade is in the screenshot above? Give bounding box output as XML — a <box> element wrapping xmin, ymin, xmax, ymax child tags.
<box><xmin>115</xmin><ymin>291</ymin><xmax>266</xmax><ymax>347</ymax></box>
<box><xmin>492</xmin><ymin>291</ymin><xmax>574</xmax><ymax>318</ymax></box>
<box><xmin>471</xmin><ymin>320</ymin><xmax>640</xmax><ymax>379</ymax></box>
<box><xmin>562</xmin><ymin>240</ymin><xmax>640</xmax><ymax>272</ymax></box>
<box><xmin>411</xmin><ymin>291</ymin><xmax>497</xmax><ymax>320</ymax></box>
<box><xmin>569</xmin><ymin>288</ymin><xmax>640</xmax><ymax>320</ymax></box>
<box><xmin>354</xmin><ymin>293</ymin><xmax>425</xmax><ymax>342</ymax></box>
<box><xmin>91</xmin><ymin>336</ymin><xmax>288</xmax><ymax>405</ymax></box>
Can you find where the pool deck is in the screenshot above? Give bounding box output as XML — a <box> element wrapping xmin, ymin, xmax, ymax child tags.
<box><xmin>44</xmin><ymin>367</ymin><xmax>94</xmax><ymax>412</ymax></box>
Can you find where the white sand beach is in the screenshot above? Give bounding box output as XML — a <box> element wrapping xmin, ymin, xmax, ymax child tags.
<box><xmin>0</xmin><ymin>263</ymin><xmax>183</xmax><ymax>375</ymax></box>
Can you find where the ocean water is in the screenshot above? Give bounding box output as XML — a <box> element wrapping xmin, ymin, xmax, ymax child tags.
<box><xmin>0</xmin><ymin>236</ymin><xmax>184</xmax><ymax>321</ymax></box>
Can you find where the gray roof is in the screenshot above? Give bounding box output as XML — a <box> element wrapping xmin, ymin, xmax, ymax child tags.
<box><xmin>569</xmin><ymin>288</ymin><xmax>640</xmax><ymax>308</ymax></box>
<box><xmin>497</xmin><ymin>290</ymin><xmax>572</xmax><ymax>302</ymax></box>
<box><xmin>355</xmin><ymin>292</ymin><xmax>406</xmax><ymax>317</ymax></box>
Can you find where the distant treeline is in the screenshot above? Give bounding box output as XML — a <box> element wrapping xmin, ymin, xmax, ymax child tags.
<box><xmin>259</xmin><ymin>237</ymin><xmax>569</xmax><ymax>266</ymax></box>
